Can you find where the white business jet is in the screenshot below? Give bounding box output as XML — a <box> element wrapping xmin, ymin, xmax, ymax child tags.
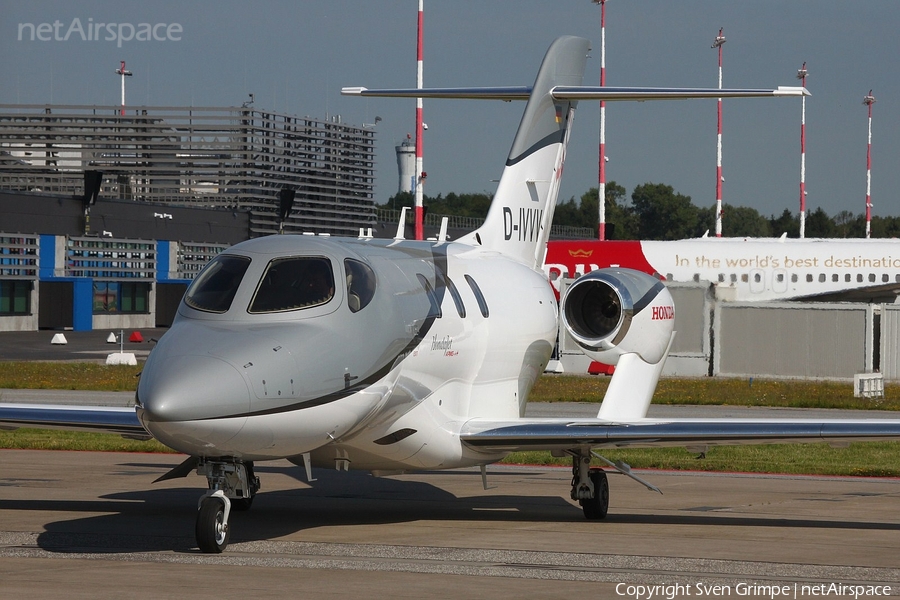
<box><xmin>3</xmin><ymin>37</ymin><xmax>898</xmax><ymax>554</ymax></box>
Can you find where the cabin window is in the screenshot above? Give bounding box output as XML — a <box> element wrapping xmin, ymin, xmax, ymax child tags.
<box><xmin>819</xmin><ymin>274</ymin><xmax>826</xmax><ymax>283</ymax></box>
<box><xmin>846</xmin><ymin>274</ymin><xmax>852</xmax><ymax>283</ymax></box>
<box><xmin>249</xmin><ymin>256</ymin><xmax>334</xmax><ymax>313</ymax></box>
<box><xmin>741</xmin><ymin>274</ymin><xmax>749</xmax><ymax>283</ymax></box>
<box><xmin>857</xmin><ymin>274</ymin><xmax>864</xmax><ymax>283</ymax></box>
<box><xmin>869</xmin><ymin>273</ymin><xmax>876</xmax><ymax>283</ymax></box>
<box><xmin>730</xmin><ymin>274</ymin><xmax>737</xmax><ymax>283</ymax></box>
<box><xmin>791</xmin><ymin>274</ymin><xmax>798</xmax><ymax>283</ymax></box>
<box><xmin>806</xmin><ymin>274</ymin><xmax>813</xmax><ymax>283</ymax></box>
<box><xmin>416</xmin><ymin>274</ymin><xmax>442</xmax><ymax>318</ymax></box>
<box><xmin>444</xmin><ymin>275</ymin><xmax>466</xmax><ymax>318</ymax></box>
<box><xmin>344</xmin><ymin>258</ymin><xmax>376</xmax><ymax>313</ymax></box>
<box><xmin>883</xmin><ymin>274</ymin><xmax>890</xmax><ymax>283</ymax></box>
<box><xmin>717</xmin><ymin>274</ymin><xmax>725</xmax><ymax>283</ymax></box>
<box><xmin>776</xmin><ymin>273</ymin><xmax>784</xmax><ymax>283</ymax></box>
<box><xmin>464</xmin><ymin>274</ymin><xmax>489</xmax><ymax>318</ymax></box>
<box><xmin>833</xmin><ymin>274</ymin><xmax>839</xmax><ymax>282</ymax></box>
<box><xmin>185</xmin><ymin>255</ymin><xmax>251</xmax><ymax>313</ymax></box>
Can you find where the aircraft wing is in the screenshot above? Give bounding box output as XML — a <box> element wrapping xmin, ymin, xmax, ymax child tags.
<box><xmin>341</xmin><ymin>85</ymin><xmax>808</xmax><ymax>101</ymax></box>
<box><xmin>0</xmin><ymin>403</ymin><xmax>149</xmax><ymax>439</ymax></box>
<box><xmin>460</xmin><ymin>417</ymin><xmax>900</xmax><ymax>453</ymax></box>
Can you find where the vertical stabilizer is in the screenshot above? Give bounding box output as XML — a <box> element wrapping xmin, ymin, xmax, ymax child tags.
<box><xmin>460</xmin><ymin>36</ymin><xmax>590</xmax><ymax>270</ymax></box>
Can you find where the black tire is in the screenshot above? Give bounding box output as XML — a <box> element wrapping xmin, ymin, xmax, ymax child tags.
<box><xmin>196</xmin><ymin>497</ymin><xmax>230</xmax><ymax>553</ymax></box>
<box><xmin>580</xmin><ymin>469</ymin><xmax>609</xmax><ymax>520</ymax></box>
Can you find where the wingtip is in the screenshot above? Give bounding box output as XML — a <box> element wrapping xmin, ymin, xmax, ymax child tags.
<box><xmin>340</xmin><ymin>87</ymin><xmax>367</xmax><ymax>96</ymax></box>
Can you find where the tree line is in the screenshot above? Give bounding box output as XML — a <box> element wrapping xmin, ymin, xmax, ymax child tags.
<box><xmin>386</xmin><ymin>183</ymin><xmax>900</xmax><ymax>239</ymax></box>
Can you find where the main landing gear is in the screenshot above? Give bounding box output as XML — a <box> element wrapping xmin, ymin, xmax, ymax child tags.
<box><xmin>570</xmin><ymin>453</ymin><xmax>609</xmax><ymax>519</ymax></box>
<box><xmin>195</xmin><ymin>460</ymin><xmax>260</xmax><ymax>553</ymax></box>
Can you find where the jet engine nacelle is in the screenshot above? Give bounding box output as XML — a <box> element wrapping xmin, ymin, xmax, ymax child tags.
<box><xmin>560</xmin><ymin>268</ymin><xmax>674</xmax><ymax>365</ymax></box>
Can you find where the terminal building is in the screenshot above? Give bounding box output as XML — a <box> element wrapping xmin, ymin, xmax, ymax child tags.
<box><xmin>0</xmin><ymin>103</ymin><xmax>376</xmax><ymax>332</ymax></box>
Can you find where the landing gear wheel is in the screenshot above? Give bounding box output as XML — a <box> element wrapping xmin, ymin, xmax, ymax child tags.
<box><xmin>196</xmin><ymin>497</ymin><xmax>230</xmax><ymax>553</ymax></box>
<box><xmin>580</xmin><ymin>469</ymin><xmax>609</xmax><ymax>520</ymax></box>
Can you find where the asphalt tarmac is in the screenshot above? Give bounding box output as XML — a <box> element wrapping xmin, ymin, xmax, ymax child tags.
<box><xmin>1</xmin><ymin>330</ymin><xmax>898</xmax><ymax>597</ymax></box>
<box><xmin>0</xmin><ymin>328</ymin><xmax>169</xmax><ymax>362</ymax></box>
<box><xmin>0</xmin><ymin>450</ymin><xmax>898</xmax><ymax>599</ymax></box>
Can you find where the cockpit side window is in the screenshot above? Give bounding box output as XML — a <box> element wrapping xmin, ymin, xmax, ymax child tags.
<box><xmin>249</xmin><ymin>256</ymin><xmax>335</xmax><ymax>313</ymax></box>
<box><xmin>344</xmin><ymin>258</ymin><xmax>376</xmax><ymax>313</ymax></box>
<box><xmin>184</xmin><ymin>255</ymin><xmax>251</xmax><ymax>313</ymax></box>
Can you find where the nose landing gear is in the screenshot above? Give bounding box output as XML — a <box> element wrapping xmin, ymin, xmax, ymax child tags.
<box><xmin>195</xmin><ymin>459</ymin><xmax>260</xmax><ymax>553</ymax></box>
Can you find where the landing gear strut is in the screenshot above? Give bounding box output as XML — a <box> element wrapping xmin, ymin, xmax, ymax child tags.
<box><xmin>570</xmin><ymin>454</ymin><xmax>609</xmax><ymax>520</ymax></box>
<box><xmin>195</xmin><ymin>459</ymin><xmax>260</xmax><ymax>553</ymax></box>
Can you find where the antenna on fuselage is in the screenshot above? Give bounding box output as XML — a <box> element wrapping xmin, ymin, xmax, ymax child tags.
<box><xmin>395</xmin><ymin>206</ymin><xmax>409</xmax><ymax>240</ymax></box>
<box><xmin>277</xmin><ymin>187</ymin><xmax>296</xmax><ymax>234</ymax></box>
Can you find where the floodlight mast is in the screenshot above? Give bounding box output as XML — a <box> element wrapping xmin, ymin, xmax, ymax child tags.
<box><xmin>414</xmin><ymin>0</ymin><xmax>425</xmax><ymax>241</ymax></box>
<box><xmin>115</xmin><ymin>61</ymin><xmax>133</xmax><ymax>117</ymax></box>
<box><xmin>712</xmin><ymin>29</ymin><xmax>726</xmax><ymax>237</ymax></box>
<box><xmin>797</xmin><ymin>63</ymin><xmax>808</xmax><ymax>238</ymax></box>
<box><xmin>593</xmin><ymin>0</ymin><xmax>609</xmax><ymax>241</ymax></box>
<box><xmin>863</xmin><ymin>90</ymin><xmax>876</xmax><ymax>239</ymax></box>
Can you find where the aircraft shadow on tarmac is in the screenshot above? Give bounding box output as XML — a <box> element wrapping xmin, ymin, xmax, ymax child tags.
<box><xmin>3</xmin><ymin>461</ymin><xmax>898</xmax><ymax>554</ymax></box>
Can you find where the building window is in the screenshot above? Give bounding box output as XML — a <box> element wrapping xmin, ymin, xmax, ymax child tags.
<box><xmin>93</xmin><ymin>282</ymin><xmax>150</xmax><ymax>314</ymax></box>
<box><xmin>0</xmin><ymin>280</ymin><xmax>31</xmax><ymax>315</ymax></box>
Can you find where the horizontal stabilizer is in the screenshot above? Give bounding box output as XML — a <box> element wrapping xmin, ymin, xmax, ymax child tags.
<box><xmin>341</xmin><ymin>86</ymin><xmax>532</xmax><ymax>100</ymax></box>
<box><xmin>341</xmin><ymin>85</ymin><xmax>809</xmax><ymax>101</ymax></box>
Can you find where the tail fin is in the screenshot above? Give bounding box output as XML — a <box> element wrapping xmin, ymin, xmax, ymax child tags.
<box><xmin>341</xmin><ymin>36</ymin><xmax>805</xmax><ymax>270</ymax></box>
<box><xmin>459</xmin><ymin>36</ymin><xmax>590</xmax><ymax>270</ymax></box>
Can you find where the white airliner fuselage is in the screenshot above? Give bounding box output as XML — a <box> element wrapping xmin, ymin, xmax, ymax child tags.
<box><xmin>546</xmin><ymin>238</ymin><xmax>900</xmax><ymax>302</ymax></box>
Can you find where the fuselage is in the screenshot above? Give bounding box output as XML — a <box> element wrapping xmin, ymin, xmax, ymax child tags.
<box><xmin>546</xmin><ymin>238</ymin><xmax>900</xmax><ymax>302</ymax></box>
<box><xmin>137</xmin><ymin>234</ymin><xmax>558</xmax><ymax>470</ymax></box>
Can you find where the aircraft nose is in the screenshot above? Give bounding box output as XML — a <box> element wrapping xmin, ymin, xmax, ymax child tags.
<box><xmin>137</xmin><ymin>354</ymin><xmax>251</xmax><ymax>423</ymax></box>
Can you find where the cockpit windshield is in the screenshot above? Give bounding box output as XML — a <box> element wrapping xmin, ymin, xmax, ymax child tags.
<box><xmin>184</xmin><ymin>255</ymin><xmax>251</xmax><ymax>313</ymax></box>
<box><xmin>249</xmin><ymin>256</ymin><xmax>335</xmax><ymax>313</ymax></box>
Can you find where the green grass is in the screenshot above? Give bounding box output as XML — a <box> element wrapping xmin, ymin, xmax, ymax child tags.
<box><xmin>501</xmin><ymin>443</ymin><xmax>900</xmax><ymax>477</ymax></box>
<box><xmin>0</xmin><ymin>362</ymin><xmax>898</xmax><ymax>477</ymax></box>
<box><xmin>531</xmin><ymin>374</ymin><xmax>900</xmax><ymax>411</ymax></box>
<box><xmin>0</xmin><ymin>362</ymin><xmax>142</xmax><ymax>391</ymax></box>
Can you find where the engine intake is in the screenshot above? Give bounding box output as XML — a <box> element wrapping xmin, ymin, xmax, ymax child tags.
<box><xmin>560</xmin><ymin>268</ymin><xmax>674</xmax><ymax>365</ymax></box>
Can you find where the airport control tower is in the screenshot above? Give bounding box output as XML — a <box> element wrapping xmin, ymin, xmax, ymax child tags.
<box><xmin>396</xmin><ymin>135</ymin><xmax>416</xmax><ymax>193</ymax></box>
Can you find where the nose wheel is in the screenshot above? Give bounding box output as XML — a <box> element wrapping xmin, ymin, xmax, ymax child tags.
<box><xmin>195</xmin><ymin>459</ymin><xmax>259</xmax><ymax>553</ymax></box>
<box><xmin>196</xmin><ymin>493</ymin><xmax>230</xmax><ymax>553</ymax></box>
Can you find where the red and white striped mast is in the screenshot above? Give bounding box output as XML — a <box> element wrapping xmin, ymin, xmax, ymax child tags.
<box><xmin>115</xmin><ymin>60</ymin><xmax>132</xmax><ymax>117</ymax></box>
<box><xmin>712</xmin><ymin>28</ymin><xmax>726</xmax><ymax>237</ymax></box>
<box><xmin>797</xmin><ymin>62</ymin><xmax>808</xmax><ymax>238</ymax></box>
<box><xmin>414</xmin><ymin>0</ymin><xmax>425</xmax><ymax>240</ymax></box>
<box><xmin>594</xmin><ymin>0</ymin><xmax>608</xmax><ymax>240</ymax></box>
<box><xmin>863</xmin><ymin>90</ymin><xmax>876</xmax><ymax>238</ymax></box>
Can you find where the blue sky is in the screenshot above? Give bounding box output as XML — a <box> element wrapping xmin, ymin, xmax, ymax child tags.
<box><xmin>2</xmin><ymin>1</ymin><xmax>898</xmax><ymax>221</ymax></box>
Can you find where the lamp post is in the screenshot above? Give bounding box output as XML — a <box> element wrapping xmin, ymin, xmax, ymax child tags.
<box><xmin>115</xmin><ymin>61</ymin><xmax>133</xmax><ymax>116</ymax></box>
<box><xmin>712</xmin><ymin>29</ymin><xmax>726</xmax><ymax>237</ymax></box>
<box><xmin>863</xmin><ymin>90</ymin><xmax>876</xmax><ymax>238</ymax></box>
<box><xmin>797</xmin><ymin>63</ymin><xmax>808</xmax><ymax>238</ymax></box>
<box><xmin>593</xmin><ymin>0</ymin><xmax>608</xmax><ymax>240</ymax></box>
